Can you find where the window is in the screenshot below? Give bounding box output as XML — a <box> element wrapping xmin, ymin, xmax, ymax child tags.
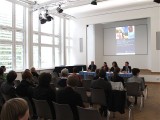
<box><xmin>0</xmin><ymin>0</ymin><xmax>12</xmax><ymax>27</ymax></box>
<box><xmin>32</xmin><ymin>11</ymin><xmax>62</xmax><ymax>68</ymax></box>
<box><xmin>41</xmin><ymin>47</ymin><xmax>53</xmax><ymax>68</ymax></box>
<box><xmin>33</xmin><ymin>11</ymin><xmax>39</xmax><ymax>31</ymax></box>
<box><xmin>0</xmin><ymin>1</ymin><xmax>26</xmax><ymax>71</ymax></box>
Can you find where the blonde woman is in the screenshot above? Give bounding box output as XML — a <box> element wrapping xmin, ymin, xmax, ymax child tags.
<box><xmin>1</xmin><ymin>98</ymin><xmax>29</xmax><ymax>120</ymax></box>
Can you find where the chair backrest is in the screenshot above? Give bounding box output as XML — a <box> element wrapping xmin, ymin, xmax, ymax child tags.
<box><xmin>110</xmin><ymin>81</ymin><xmax>124</xmax><ymax>91</ymax></box>
<box><xmin>91</xmin><ymin>88</ymin><xmax>106</xmax><ymax>106</ymax></box>
<box><xmin>82</xmin><ymin>80</ymin><xmax>91</xmax><ymax>91</ymax></box>
<box><xmin>125</xmin><ymin>82</ymin><xmax>141</xmax><ymax>96</ymax></box>
<box><xmin>75</xmin><ymin>87</ymin><xmax>88</xmax><ymax>102</ymax></box>
<box><xmin>32</xmin><ymin>98</ymin><xmax>53</xmax><ymax>119</ymax></box>
<box><xmin>23</xmin><ymin>97</ymin><xmax>33</xmax><ymax>118</ymax></box>
<box><xmin>53</xmin><ymin>102</ymin><xmax>74</xmax><ymax>120</ymax></box>
<box><xmin>77</xmin><ymin>106</ymin><xmax>102</xmax><ymax>120</ymax></box>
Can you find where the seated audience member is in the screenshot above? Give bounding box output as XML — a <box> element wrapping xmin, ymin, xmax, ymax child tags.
<box><xmin>16</xmin><ymin>70</ymin><xmax>34</xmax><ymax>98</ymax></box>
<box><xmin>122</xmin><ymin>61</ymin><xmax>132</xmax><ymax>73</ymax></box>
<box><xmin>91</xmin><ymin>69</ymin><xmax>112</xmax><ymax>117</ymax></box>
<box><xmin>110</xmin><ymin>61</ymin><xmax>119</xmax><ymax>72</ymax></box>
<box><xmin>102</xmin><ymin>62</ymin><xmax>109</xmax><ymax>72</ymax></box>
<box><xmin>1</xmin><ymin>70</ymin><xmax>17</xmax><ymax>99</ymax></box>
<box><xmin>110</xmin><ymin>67</ymin><xmax>125</xmax><ymax>87</ymax></box>
<box><xmin>72</xmin><ymin>67</ymin><xmax>82</xmax><ymax>87</ymax></box>
<box><xmin>30</xmin><ymin>67</ymin><xmax>39</xmax><ymax>78</ymax></box>
<box><xmin>88</xmin><ymin>61</ymin><xmax>97</xmax><ymax>72</ymax></box>
<box><xmin>127</xmin><ymin>68</ymin><xmax>145</xmax><ymax>104</ymax></box>
<box><xmin>56</xmin><ymin>75</ymin><xmax>84</xmax><ymax>120</ymax></box>
<box><xmin>33</xmin><ymin>72</ymin><xmax>56</xmax><ymax>119</ymax></box>
<box><xmin>93</xmin><ymin>69</ymin><xmax>100</xmax><ymax>80</ymax></box>
<box><xmin>0</xmin><ymin>67</ymin><xmax>6</xmax><ymax>80</ymax></box>
<box><xmin>57</xmin><ymin>68</ymin><xmax>69</xmax><ymax>88</ymax></box>
<box><xmin>1</xmin><ymin>98</ymin><xmax>29</xmax><ymax>120</ymax></box>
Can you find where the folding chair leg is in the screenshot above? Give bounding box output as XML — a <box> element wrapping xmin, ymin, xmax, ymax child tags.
<box><xmin>140</xmin><ymin>96</ymin><xmax>144</xmax><ymax>111</ymax></box>
<box><xmin>128</xmin><ymin>104</ymin><xmax>134</xmax><ymax>120</ymax></box>
<box><xmin>145</xmin><ymin>87</ymin><xmax>148</xmax><ymax>99</ymax></box>
<box><xmin>107</xmin><ymin>111</ymin><xmax>110</xmax><ymax>120</ymax></box>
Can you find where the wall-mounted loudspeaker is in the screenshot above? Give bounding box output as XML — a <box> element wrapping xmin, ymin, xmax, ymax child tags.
<box><xmin>156</xmin><ymin>32</ymin><xmax>160</xmax><ymax>50</ymax></box>
<box><xmin>154</xmin><ymin>0</ymin><xmax>160</xmax><ymax>4</ymax></box>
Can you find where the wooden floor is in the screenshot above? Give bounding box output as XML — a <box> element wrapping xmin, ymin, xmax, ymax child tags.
<box><xmin>105</xmin><ymin>83</ymin><xmax>160</xmax><ymax>120</ymax></box>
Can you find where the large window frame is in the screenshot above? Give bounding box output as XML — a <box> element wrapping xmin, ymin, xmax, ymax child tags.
<box><xmin>0</xmin><ymin>0</ymin><xmax>26</xmax><ymax>71</ymax></box>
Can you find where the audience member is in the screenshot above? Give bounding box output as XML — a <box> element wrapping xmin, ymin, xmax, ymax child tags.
<box><xmin>72</xmin><ymin>67</ymin><xmax>82</xmax><ymax>87</ymax></box>
<box><xmin>122</xmin><ymin>61</ymin><xmax>132</xmax><ymax>73</ymax></box>
<box><xmin>110</xmin><ymin>61</ymin><xmax>119</xmax><ymax>72</ymax></box>
<box><xmin>56</xmin><ymin>75</ymin><xmax>84</xmax><ymax>120</ymax></box>
<box><xmin>0</xmin><ymin>67</ymin><xmax>6</xmax><ymax>80</ymax></box>
<box><xmin>30</xmin><ymin>67</ymin><xmax>39</xmax><ymax>78</ymax></box>
<box><xmin>127</xmin><ymin>68</ymin><xmax>145</xmax><ymax>104</ymax></box>
<box><xmin>91</xmin><ymin>69</ymin><xmax>112</xmax><ymax>117</ymax></box>
<box><xmin>110</xmin><ymin>67</ymin><xmax>124</xmax><ymax>87</ymax></box>
<box><xmin>57</xmin><ymin>68</ymin><xmax>69</xmax><ymax>88</ymax></box>
<box><xmin>93</xmin><ymin>69</ymin><xmax>100</xmax><ymax>80</ymax></box>
<box><xmin>1</xmin><ymin>98</ymin><xmax>29</xmax><ymax>120</ymax></box>
<box><xmin>33</xmin><ymin>72</ymin><xmax>56</xmax><ymax>119</ymax></box>
<box><xmin>1</xmin><ymin>70</ymin><xmax>17</xmax><ymax>99</ymax></box>
<box><xmin>88</xmin><ymin>61</ymin><xmax>97</xmax><ymax>72</ymax></box>
<box><xmin>102</xmin><ymin>62</ymin><xmax>109</xmax><ymax>72</ymax></box>
<box><xmin>16</xmin><ymin>70</ymin><xmax>34</xmax><ymax>98</ymax></box>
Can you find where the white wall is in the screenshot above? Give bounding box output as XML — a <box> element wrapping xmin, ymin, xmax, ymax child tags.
<box><xmin>70</xmin><ymin>4</ymin><xmax>160</xmax><ymax>72</ymax></box>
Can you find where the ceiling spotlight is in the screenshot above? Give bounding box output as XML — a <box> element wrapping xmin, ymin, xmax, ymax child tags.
<box><xmin>45</xmin><ymin>10</ymin><xmax>53</xmax><ymax>21</ymax></box>
<box><xmin>39</xmin><ymin>13</ymin><xmax>47</xmax><ymax>24</ymax></box>
<box><xmin>91</xmin><ymin>0</ymin><xmax>97</xmax><ymax>5</ymax></box>
<box><xmin>56</xmin><ymin>5</ymin><xmax>63</xmax><ymax>13</ymax></box>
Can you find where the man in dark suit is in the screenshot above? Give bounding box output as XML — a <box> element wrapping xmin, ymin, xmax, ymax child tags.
<box><xmin>56</xmin><ymin>75</ymin><xmax>84</xmax><ymax>120</ymax></box>
<box><xmin>122</xmin><ymin>61</ymin><xmax>131</xmax><ymax>73</ymax></box>
<box><xmin>88</xmin><ymin>61</ymin><xmax>97</xmax><ymax>72</ymax></box>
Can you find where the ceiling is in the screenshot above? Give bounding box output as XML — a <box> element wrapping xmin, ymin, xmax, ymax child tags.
<box><xmin>22</xmin><ymin>0</ymin><xmax>155</xmax><ymax>17</ymax></box>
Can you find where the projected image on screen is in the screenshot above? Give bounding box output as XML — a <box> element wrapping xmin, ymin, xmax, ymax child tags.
<box><xmin>116</xmin><ymin>26</ymin><xmax>135</xmax><ymax>55</ymax></box>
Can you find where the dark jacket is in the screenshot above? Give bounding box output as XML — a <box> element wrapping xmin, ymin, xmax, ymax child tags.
<box><xmin>57</xmin><ymin>78</ymin><xmax>67</xmax><ymax>87</ymax></box>
<box><xmin>1</xmin><ymin>81</ymin><xmax>16</xmax><ymax>98</ymax></box>
<box><xmin>88</xmin><ymin>65</ymin><xmax>97</xmax><ymax>72</ymax></box>
<box><xmin>16</xmin><ymin>79</ymin><xmax>34</xmax><ymax>98</ymax></box>
<box><xmin>56</xmin><ymin>87</ymin><xmax>84</xmax><ymax>120</ymax></box>
<box><xmin>122</xmin><ymin>66</ymin><xmax>132</xmax><ymax>73</ymax></box>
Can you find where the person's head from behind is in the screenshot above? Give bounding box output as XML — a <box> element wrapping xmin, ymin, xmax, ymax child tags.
<box><xmin>0</xmin><ymin>67</ymin><xmax>4</xmax><ymax>76</ymax></box>
<box><xmin>67</xmin><ymin>75</ymin><xmax>78</xmax><ymax>88</ymax></box>
<box><xmin>132</xmin><ymin>68</ymin><xmax>140</xmax><ymax>76</ymax></box>
<box><xmin>91</xmin><ymin>61</ymin><xmax>94</xmax><ymax>65</ymax></box>
<box><xmin>22</xmin><ymin>70</ymin><xmax>32</xmax><ymax>80</ymax></box>
<box><xmin>113</xmin><ymin>67</ymin><xmax>120</xmax><ymax>75</ymax></box>
<box><xmin>1</xmin><ymin>98</ymin><xmax>29</xmax><ymax>120</ymax></box>
<box><xmin>39</xmin><ymin>72</ymin><xmax>51</xmax><ymax>87</ymax></box>
<box><xmin>99</xmin><ymin>69</ymin><xmax>106</xmax><ymax>79</ymax></box>
<box><xmin>125</xmin><ymin>61</ymin><xmax>129</xmax><ymax>66</ymax></box>
<box><xmin>1</xmin><ymin>66</ymin><xmax>6</xmax><ymax>72</ymax></box>
<box><xmin>73</xmin><ymin>67</ymin><xmax>77</xmax><ymax>73</ymax></box>
<box><xmin>104</xmin><ymin>62</ymin><xmax>107</xmax><ymax>66</ymax></box>
<box><xmin>61</xmin><ymin>68</ymin><xmax>69</xmax><ymax>77</ymax></box>
<box><xmin>30</xmin><ymin>67</ymin><xmax>36</xmax><ymax>73</ymax></box>
<box><xmin>112</xmin><ymin>61</ymin><xmax>118</xmax><ymax>67</ymax></box>
<box><xmin>7</xmin><ymin>70</ymin><xmax>17</xmax><ymax>83</ymax></box>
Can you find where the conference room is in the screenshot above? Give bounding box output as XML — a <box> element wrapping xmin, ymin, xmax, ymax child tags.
<box><xmin>0</xmin><ymin>0</ymin><xmax>160</xmax><ymax>120</ymax></box>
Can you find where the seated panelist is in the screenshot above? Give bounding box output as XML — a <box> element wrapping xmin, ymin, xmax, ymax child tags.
<box><xmin>88</xmin><ymin>61</ymin><xmax>97</xmax><ymax>72</ymax></box>
<box><xmin>122</xmin><ymin>61</ymin><xmax>132</xmax><ymax>73</ymax></box>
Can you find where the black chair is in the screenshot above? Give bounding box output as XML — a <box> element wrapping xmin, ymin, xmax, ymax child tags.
<box><xmin>140</xmin><ymin>77</ymin><xmax>148</xmax><ymax>99</ymax></box>
<box><xmin>82</xmin><ymin>80</ymin><xmax>92</xmax><ymax>91</ymax></box>
<box><xmin>53</xmin><ymin>102</ymin><xmax>74</xmax><ymax>120</ymax></box>
<box><xmin>32</xmin><ymin>98</ymin><xmax>54</xmax><ymax>119</ymax></box>
<box><xmin>77</xmin><ymin>106</ymin><xmax>103</xmax><ymax>120</ymax></box>
<box><xmin>75</xmin><ymin>87</ymin><xmax>88</xmax><ymax>103</ymax></box>
<box><xmin>125</xmin><ymin>82</ymin><xmax>144</xmax><ymax>111</ymax></box>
